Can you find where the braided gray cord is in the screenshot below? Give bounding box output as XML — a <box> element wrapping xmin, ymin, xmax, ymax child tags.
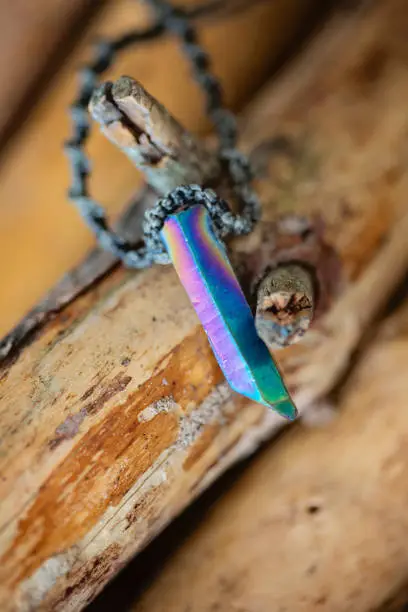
<box><xmin>65</xmin><ymin>0</ymin><xmax>261</xmax><ymax>268</ymax></box>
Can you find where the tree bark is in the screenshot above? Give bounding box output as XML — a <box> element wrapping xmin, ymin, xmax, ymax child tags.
<box><xmin>1</xmin><ymin>1</ymin><xmax>408</xmax><ymax>610</ymax></box>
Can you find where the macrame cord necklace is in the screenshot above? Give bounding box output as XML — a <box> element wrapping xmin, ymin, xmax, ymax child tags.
<box><xmin>65</xmin><ymin>0</ymin><xmax>297</xmax><ymax>420</ymax></box>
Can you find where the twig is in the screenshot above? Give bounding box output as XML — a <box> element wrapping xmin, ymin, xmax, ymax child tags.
<box><xmin>255</xmin><ymin>263</ymin><xmax>315</xmax><ymax>349</ymax></box>
<box><xmin>289</xmin><ymin>209</ymin><xmax>408</xmax><ymax>409</ymax></box>
<box><xmin>89</xmin><ymin>76</ymin><xmax>220</xmax><ymax>194</ymax></box>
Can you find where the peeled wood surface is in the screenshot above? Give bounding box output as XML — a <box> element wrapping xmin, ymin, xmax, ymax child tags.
<box><xmin>0</xmin><ymin>0</ymin><xmax>315</xmax><ymax>338</ymax></box>
<box><xmin>1</xmin><ymin>1</ymin><xmax>408</xmax><ymax>610</ymax></box>
<box><xmin>133</xmin><ymin>302</ymin><xmax>408</xmax><ymax>612</ymax></box>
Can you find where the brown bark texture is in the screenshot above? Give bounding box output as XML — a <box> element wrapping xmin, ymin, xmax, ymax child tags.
<box><xmin>1</xmin><ymin>0</ymin><xmax>408</xmax><ymax>611</ymax></box>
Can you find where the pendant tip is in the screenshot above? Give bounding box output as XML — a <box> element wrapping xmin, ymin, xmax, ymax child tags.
<box><xmin>273</xmin><ymin>397</ymin><xmax>298</xmax><ymax>421</ymax></box>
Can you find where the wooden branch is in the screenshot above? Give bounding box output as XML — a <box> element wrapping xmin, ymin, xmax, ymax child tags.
<box><xmin>255</xmin><ymin>262</ymin><xmax>315</xmax><ymax>349</ymax></box>
<box><xmin>131</xmin><ymin>300</ymin><xmax>408</xmax><ymax>612</ymax></box>
<box><xmin>2</xmin><ymin>1</ymin><xmax>408</xmax><ymax>610</ymax></box>
<box><xmin>89</xmin><ymin>76</ymin><xmax>220</xmax><ymax>193</ymax></box>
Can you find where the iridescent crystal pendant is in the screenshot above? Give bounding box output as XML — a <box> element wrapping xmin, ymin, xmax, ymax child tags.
<box><xmin>161</xmin><ymin>205</ymin><xmax>297</xmax><ymax>420</ymax></box>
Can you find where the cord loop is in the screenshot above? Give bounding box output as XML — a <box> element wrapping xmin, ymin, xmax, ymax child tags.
<box><xmin>65</xmin><ymin>0</ymin><xmax>261</xmax><ymax>269</ymax></box>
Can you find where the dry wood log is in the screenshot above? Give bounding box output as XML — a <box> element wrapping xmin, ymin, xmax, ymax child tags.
<box><xmin>1</xmin><ymin>1</ymin><xmax>408</xmax><ymax>610</ymax></box>
<box><xmin>131</xmin><ymin>300</ymin><xmax>408</xmax><ymax>612</ymax></box>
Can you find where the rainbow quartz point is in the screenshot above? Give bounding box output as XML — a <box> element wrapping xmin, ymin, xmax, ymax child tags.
<box><xmin>161</xmin><ymin>205</ymin><xmax>297</xmax><ymax>420</ymax></box>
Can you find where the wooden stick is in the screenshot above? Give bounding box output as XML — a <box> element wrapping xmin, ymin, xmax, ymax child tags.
<box><xmin>255</xmin><ymin>263</ymin><xmax>315</xmax><ymax>349</ymax></box>
<box><xmin>290</xmin><ymin>208</ymin><xmax>408</xmax><ymax>409</ymax></box>
<box><xmin>89</xmin><ymin>76</ymin><xmax>220</xmax><ymax>194</ymax></box>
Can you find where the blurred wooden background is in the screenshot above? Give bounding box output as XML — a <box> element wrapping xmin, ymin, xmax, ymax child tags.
<box><xmin>5</xmin><ymin>2</ymin><xmax>408</xmax><ymax>612</ymax></box>
<box><xmin>0</xmin><ymin>0</ymin><xmax>321</xmax><ymax>338</ymax></box>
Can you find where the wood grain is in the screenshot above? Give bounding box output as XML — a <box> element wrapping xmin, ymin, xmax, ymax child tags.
<box><xmin>132</xmin><ymin>301</ymin><xmax>408</xmax><ymax>612</ymax></box>
<box><xmin>1</xmin><ymin>0</ymin><xmax>408</xmax><ymax>610</ymax></box>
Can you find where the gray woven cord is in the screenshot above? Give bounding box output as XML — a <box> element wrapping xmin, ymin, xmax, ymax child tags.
<box><xmin>65</xmin><ymin>0</ymin><xmax>261</xmax><ymax>268</ymax></box>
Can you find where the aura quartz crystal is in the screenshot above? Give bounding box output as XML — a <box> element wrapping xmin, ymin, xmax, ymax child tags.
<box><xmin>161</xmin><ymin>205</ymin><xmax>297</xmax><ymax>420</ymax></box>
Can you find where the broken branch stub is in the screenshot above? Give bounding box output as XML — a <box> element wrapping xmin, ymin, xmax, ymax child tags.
<box><xmin>89</xmin><ymin>75</ymin><xmax>220</xmax><ymax>194</ymax></box>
